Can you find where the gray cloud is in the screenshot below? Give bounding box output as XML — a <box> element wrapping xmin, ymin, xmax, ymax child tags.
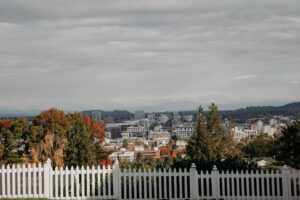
<box><xmin>0</xmin><ymin>0</ymin><xmax>299</xmax><ymax>111</ymax></box>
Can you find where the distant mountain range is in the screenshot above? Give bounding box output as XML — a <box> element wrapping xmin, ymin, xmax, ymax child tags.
<box><xmin>220</xmin><ymin>102</ymin><xmax>300</xmax><ymax>120</ymax></box>
<box><xmin>1</xmin><ymin>102</ymin><xmax>299</xmax><ymax>120</ymax></box>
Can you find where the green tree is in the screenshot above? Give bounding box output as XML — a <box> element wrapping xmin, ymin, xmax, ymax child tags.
<box><xmin>0</xmin><ymin>119</ymin><xmax>26</xmax><ymax>164</ymax></box>
<box><xmin>186</xmin><ymin>106</ymin><xmax>209</xmax><ymax>160</ymax></box>
<box><xmin>123</xmin><ymin>139</ymin><xmax>128</xmax><ymax>148</ymax></box>
<box><xmin>276</xmin><ymin>120</ymin><xmax>300</xmax><ymax>168</ymax></box>
<box><xmin>64</xmin><ymin>113</ymin><xmax>96</xmax><ymax>167</ymax></box>
<box><xmin>186</xmin><ymin>103</ymin><xmax>239</xmax><ymax>162</ymax></box>
<box><xmin>241</xmin><ymin>134</ymin><xmax>275</xmax><ymax>158</ymax></box>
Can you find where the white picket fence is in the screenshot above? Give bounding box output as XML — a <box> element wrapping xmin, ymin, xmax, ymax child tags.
<box><xmin>0</xmin><ymin>159</ymin><xmax>300</xmax><ymax>200</ymax></box>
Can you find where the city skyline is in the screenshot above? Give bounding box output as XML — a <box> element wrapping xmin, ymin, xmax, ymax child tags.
<box><xmin>0</xmin><ymin>0</ymin><xmax>299</xmax><ymax>111</ymax></box>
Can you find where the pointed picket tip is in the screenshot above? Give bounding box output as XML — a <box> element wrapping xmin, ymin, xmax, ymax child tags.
<box><xmin>12</xmin><ymin>164</ymin><xmax>16</xmax><ymax>169</ymax></box>
<box><xmin>113</xmin><ymin>160</ymin><xmax>119</xmax><ymax>167</ymax></box>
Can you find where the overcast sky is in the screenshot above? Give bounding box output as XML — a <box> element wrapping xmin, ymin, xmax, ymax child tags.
<box><xmin>0</xmin><ymin>0</ymin><xmax>299</xmax><ymax>112</ymax></box>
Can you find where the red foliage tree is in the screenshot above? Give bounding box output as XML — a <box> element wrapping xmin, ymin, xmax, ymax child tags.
<box><xmin>160</xmin><ymin>146</ymin><xmax>171</xmax><ymax>158</ymax></box>
<box><xmin>100</xmin><ymin>159</ymin><xmax>113</xmax><ymax>167</ymax></box>
<box><xmin>0</xmin><ymin>119</ymin><xmax>10</xmax><ymax>129</ymax></box>
<box><xmin>38</xmin><ymin>108</ymin><xmax>67</xmax><ymax>127</ymax></box>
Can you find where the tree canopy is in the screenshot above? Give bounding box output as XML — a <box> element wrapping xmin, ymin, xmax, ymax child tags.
<box><xmin>0</xmin><ymin>108</ymin><xmax>105</xmax><ymax>167</ymax></box>
<box><xmin>186</xmin><ymin>103</ymin><xmax>239</xmax><ymax>162</ymax></box>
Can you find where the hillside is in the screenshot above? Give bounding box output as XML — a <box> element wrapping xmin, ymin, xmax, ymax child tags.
<box><xmin>220</xmin><ymin>102</ymin><xmax>300</xmax><ymax>120</ymax></box>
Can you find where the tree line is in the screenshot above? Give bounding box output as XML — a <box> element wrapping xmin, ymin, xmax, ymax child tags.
<box><xmin>1</xmin><ymin>105</ymin><xmax>299</xmax><ymax>170</ymax></box>
<box><xmin>185</xmin><ymin>103</ymin><xmax>300</xmax><ymax>169</ymax></box>
<box><xmin>0</xmin><ymin>108</ymin><xmax>106</xmax><ymax>167</ymax></box>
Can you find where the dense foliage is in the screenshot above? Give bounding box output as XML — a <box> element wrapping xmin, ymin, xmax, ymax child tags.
<box><xmin>186</xmin><ymin>103</ymin><xmax>238</xmax><ymax>162</ymax></box>
<box><xmin>276</xmin><ymin>120</ymin><xmax>300</xmax><ymax>168</ymax></box>
<box><xmin>0</xmin><ymin>108</ymin><xmax>105</xmax><ymax>167</ymax></box>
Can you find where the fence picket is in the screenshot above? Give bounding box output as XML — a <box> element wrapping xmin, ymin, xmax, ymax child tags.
<box><xmin>17</xmin><ymin>164</ymin><xmax>21</xmax><ymax>198</ymax></box>
<box><xmin>22</xmin><ymin>164</ymin><xmax>26</xmax><ymax>198</ymax></box>
<box><xmin>153</xmin><ymin>169</ymin><xmax>156</xmax><ymax>199</ymax></box>
<box><xmin>1</xmin><ymin>159</ymin><xmax>300</xmax><ymax>200</ymax></box>
<box><xmin>70</xmin><ymin>166</ymin><xmax>74</xmax><ymax>199</ymax></box>
<box><xmin>60</xmin><ymin>167</ymin><xmax>64</xmax><ymax>198</ymax></box>
<box><xmin>7</xmin><ymin>165</ymin><xmax>11</xmax><ymax>197</ymax></box>
<box><xmin>12</xmin><ymin>164</ymin><xmax>15</xmax><ymax>198</ymax></box>
<box><xmin>75</xmin><ymin>166</ymin><xmax>79</xmax><ymax>198</ymax></box>
<box><xmin>91</xmin><ymin>165</ymin><xmax>95</xmax><ymax>198</ymax></box>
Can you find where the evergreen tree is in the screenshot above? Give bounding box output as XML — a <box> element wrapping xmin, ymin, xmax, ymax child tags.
<box><xmin>186</xmin><ymin>106</ymin><xmax>209</xmax><ymax>160</ymax></box>
<box><xmin>276</xmin><ymin>120</ymin><xmax>300</xmax><ymax>168</ymax></box>
<box><xmin>64</xmin><ymin>113</ymin><xmax>96</xmax><ymax>167</ymax></box>
<box><xmin>206</xmin><ymin>103</ymin><xmax>240</xmax><ymax>159</ymax></box>
<box><xmin>187</xmin><ymin>103</ymin><xmax>239</xmax><ymax>162</ymax></box>
<box><xmin>0</xmin><ymin>119</ymin><xmax>28</xmax><ymax>164</ymax></box>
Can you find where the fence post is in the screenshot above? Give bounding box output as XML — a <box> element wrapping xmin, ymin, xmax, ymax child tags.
<box><xmin>190</xmin><ymin>163</ymin><xmax>198</xmax><ymax>200</ymax></box>
<box><xmin>211</xmin><ymin>165</ymin><xmax>219</xmax><ymax>200</ymax></box>
<box><xmin>113</xmin><ymin>160</ymin><xmax>121</xmax><ymax>200</ymax></box>
<box><xmin>282</xmin><ymin>165</ymin><xmax>290</xmax><ymax>199</ymax></box>
<box><xmin>43</xmin><ymin>158</ymin><xmax>52</xmax><ymax>198</ymax></box>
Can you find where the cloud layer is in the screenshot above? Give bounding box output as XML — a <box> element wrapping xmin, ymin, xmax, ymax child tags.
<box><xmin>0</xmin><ymin>0</ymin><xmax>299</xmax><ymax>111</ymax></box>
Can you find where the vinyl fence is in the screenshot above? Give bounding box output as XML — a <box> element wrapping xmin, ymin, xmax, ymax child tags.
<box><xmin>0</xmin><ymin>159</ymin><xmax>300</xmax><ymax>200</ymax></box>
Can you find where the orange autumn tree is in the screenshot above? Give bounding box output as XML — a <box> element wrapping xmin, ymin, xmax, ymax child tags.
<box><xmin>83</xmin><ymin>115</ymin><xmax>106</xmax><ymax>164</ymax></box>
<box><xmin>25</xmin><ymin>108</ymin><xmax>106</xmax><ymax>167</ymax></box>
<box><xmin>84</xmin><ymin>116</ymin><xmax>105</xmax><ymax>140</ymax></box>
<box><xmin>29</xmin><ymin>108</ymin><xmax>68</xmax><ymax>167</ymax></box>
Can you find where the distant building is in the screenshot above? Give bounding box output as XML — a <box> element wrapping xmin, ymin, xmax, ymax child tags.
<box><xmin>91</xmin><ymin>111</ymin><xmax>102</xmax><ymax>122</ymax></box>
<box><xmin>105</xmin><ymin>131</ymin><xmax>111</xmax><ymax>139</ymax></box>
<box><xmin>122</xmin><ymin>126</ymin><xmax>145</xmax><ymax>138</ymax></box>
<box><xmin>160</xmin><ymin>114</ymin><xmax>169</xmax><ymax>123</ymax></box>
<box><xmin>173</xmin><ymin>123</ymin><xmax>194</xmax><ymax>140</ymax></box>
<box><xmin>139</xmin><ymin>119</ymin><xmax>150</xmax><ymax>132</ymax></box>
<box><xmin>141</xmin><ymin>149</ymin><xmax>160</xmax><ymax>159</ymax></box>
<box><xmin>135</xmin><ymin>110</ymin><xmax>145</xmax><ymax>120</ymax></box>
<box><xmin>108</xmin><ymin>127</ymin><xmax>122</xmax><ymax>139</ymax></box>
<box><xmin>182</xmin><ymin>115</ymin><xmax>193</xmax><ymax>122</ymax></box>
<box><xmin>262</xmin><ymin>125</ymin><xmax>277</xmax><ymax>137</ymax></box>
<box><xmin>173</xmin><ymin>111</ymin><xmax>181</xmax><ymax>121</ymax></box>
<box><xmin>233</xmin><ymin>127</ymin><xmax>258</xmax><ymax>141</ymax></box>
<box><xmin>149</xmin><ymin>130</ymin><xmax>170</xmax><ymax>146</ymax></box>
<box><xmin>253</xmin><ymin>157</ymin><xmax>274</xmax><ymax>167</ymax></box>
<box><xmin>147</xmin><ymin>113</ymin><xmax>156</xmax><ymax>121</ymax></box>
<box><xmin>108</xmin><ymin>151</ymin><xmax>135</xmax><ymax>161</ymax></box>
<box><xmin>154</xmin><ymin>125</ymin><xmax>163</xmax><ymax>132</ymax></box>
<box><xmin>135</xmin><ymin>147</ymin><xmax>160</xmax><ymax>159</ymax></box>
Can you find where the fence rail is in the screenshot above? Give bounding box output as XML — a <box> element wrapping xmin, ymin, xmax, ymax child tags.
<box><xmin>0</xmin><ymin>159</ymin><xmax>300</xmax><ymax>200</ymax></box>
